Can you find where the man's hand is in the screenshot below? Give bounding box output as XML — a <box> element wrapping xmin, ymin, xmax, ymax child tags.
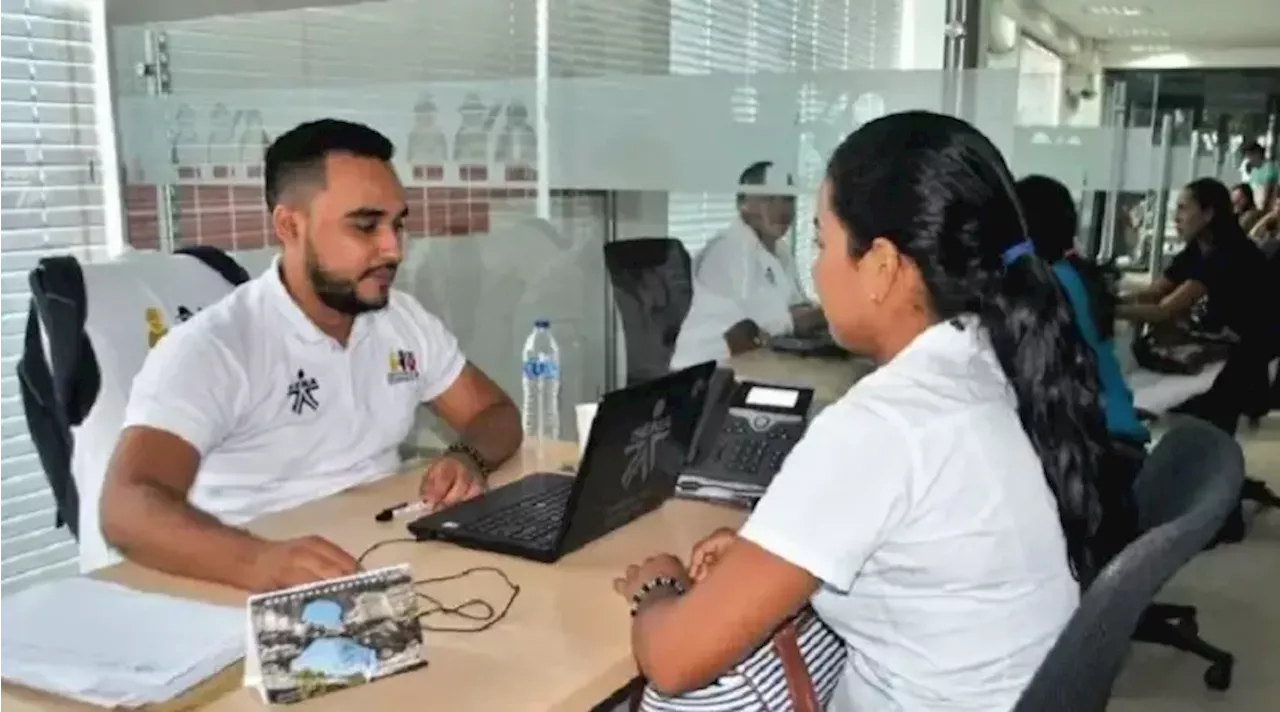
<box><xmin>247</xmin><ymin>536</ymin><xmax>360</xmax><ymax>592</ymax></box>
<box><xmin>420</xmin><ymin>454</ymin><xmax>487</xmax><ymax>510</ymax></box>
<box><xmin>723</xmin><ymin>319</ymin><xmax>763</xmax><ymax>356</ymax></box>
<box><xmin>790</xmin><ymin>304</ymin><xmax>826</xmax><ymax>335</ymax></box>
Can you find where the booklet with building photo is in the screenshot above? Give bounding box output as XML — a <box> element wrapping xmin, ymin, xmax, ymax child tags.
<box><xmin>243</xmin><ymin>564</ymin><xmax>426</xmax><ymax>704</ymax></box>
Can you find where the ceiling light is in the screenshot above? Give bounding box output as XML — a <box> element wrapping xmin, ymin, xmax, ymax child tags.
<box><xmin>1105</xmin><ymin>27</ymin><xmax>1169</xmax><ymax>38</ymax></box>
<box><xmin>1128</xmin><ymin>43</ymin><xmax>1173</xmax><ymax>53</ymax></box>
<box><xmin>1084</xmin><ymin>5</ymin><xmax>1150</xmax><ymax>17</ymax></box>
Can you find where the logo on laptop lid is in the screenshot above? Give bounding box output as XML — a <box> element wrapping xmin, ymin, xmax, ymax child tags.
<box><xmin>621</xmin><ymin>399</ymin><xmax>672</xmax><ymax>489</ymax></box>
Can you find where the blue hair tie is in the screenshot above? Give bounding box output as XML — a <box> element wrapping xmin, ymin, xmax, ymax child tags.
<box><xmin>1001</xmin><ymin>240</ymin><xmax>1035</xmax><ymax>267</ymax></box>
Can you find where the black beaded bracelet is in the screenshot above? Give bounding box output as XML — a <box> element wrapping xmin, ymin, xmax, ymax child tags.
<box><xmin>445</xmin><ymin>441</ymin><xmax>492</xmax><ymax>476</ymax></box>
<box><xmin>629</xmin><ymin>576</ymin><xmax>686</xmax><ymax>616</ymax></box>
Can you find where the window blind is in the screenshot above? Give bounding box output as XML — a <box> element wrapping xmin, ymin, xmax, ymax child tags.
<box><xmin>667</xmin><ymin>0</ymin><xmax>903</xmax><ymax>295</ymax></box>
<box><xmin>1</xmin><ymin>0</ymin><xmax>108</xmax><ymax>594</ymax></box>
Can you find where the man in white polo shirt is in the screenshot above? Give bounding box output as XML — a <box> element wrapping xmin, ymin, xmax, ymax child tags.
<box><xmin>100</xmin><ymin>119</ymin><xmax>522</xmax><ymax>592</ymax></box>
<box><xmin>670</xmin><ymin>161</ymin><xmax>824</xmax><ymax>369</ymax></box>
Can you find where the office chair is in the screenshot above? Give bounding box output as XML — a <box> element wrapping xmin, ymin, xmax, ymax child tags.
<box><xmin>603</xmin><ymin>238</ymin><xmax>694</xmax><ymax>386</ymax></box>
<box><xmin>1013</xmin><ymin>418</ymin><xmax>1244</xmax><ymax>711</ymax></box>
<box><xmin>1131</xmin><ymin>416</ymin><xmax>1249</xmax><ymax>691</ymax></box>
<box><xmin>16</xmin><ymin>247</ymin><xmax>249</xmax><ymax>571</ymax></box>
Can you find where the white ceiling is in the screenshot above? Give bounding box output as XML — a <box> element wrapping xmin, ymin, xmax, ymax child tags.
<box><xmin>1037</xmin><ymin>1</ymin><xmax>1280</xmax><ymax>49</ymax></box>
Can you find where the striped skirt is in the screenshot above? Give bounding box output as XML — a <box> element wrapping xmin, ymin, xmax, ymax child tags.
<box><xmin>640</xmin><ymin>609</ymin><xmax>846</xmax><ymax>711</ymax></box>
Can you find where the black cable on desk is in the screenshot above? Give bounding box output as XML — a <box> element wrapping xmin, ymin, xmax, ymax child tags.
<box><xmin>357</xmin><ymin>538</ymin><xmax>520</xmax><ymax>634</ymax></box>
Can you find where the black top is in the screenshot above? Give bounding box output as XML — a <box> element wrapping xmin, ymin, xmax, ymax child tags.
<box><xmin>1163</xmin><ymin>237</ymin><xmax>1271</xmax><ymax>339</ymax></box>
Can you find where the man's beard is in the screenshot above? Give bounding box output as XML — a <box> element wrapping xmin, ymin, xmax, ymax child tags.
<box><xmin>305</xmin><ymin>244</ymin><xmax>397</xmax><ymax>316</ymax></box>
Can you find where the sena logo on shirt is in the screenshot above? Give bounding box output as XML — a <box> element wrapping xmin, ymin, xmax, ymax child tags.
<box><xmin>387</xmin><ymin>349</ymin><xmax>420</xmax><ymax>385</ymax></box>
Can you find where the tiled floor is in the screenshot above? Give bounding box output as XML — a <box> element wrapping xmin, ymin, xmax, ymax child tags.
<box><xmin>1109</xmin><ymin>418</ymin><xmax>1280</xmax><ymax>711</ymax></box>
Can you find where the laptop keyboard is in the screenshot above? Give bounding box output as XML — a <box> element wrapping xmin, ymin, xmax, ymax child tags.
<box><xmin>467</xmin><ymin>477</ymin><xmax>573</xmax><ymax>548</ymax></box>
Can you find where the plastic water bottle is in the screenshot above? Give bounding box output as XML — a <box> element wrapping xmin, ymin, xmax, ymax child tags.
<box><xmin>521</xmin><ymin>319</ymin><xmax>561</xmax><ymax>461</ymax></box>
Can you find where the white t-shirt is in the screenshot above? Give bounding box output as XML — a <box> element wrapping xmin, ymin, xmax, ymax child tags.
<box><xmin>122</xmin><ymin>259</ymin><xmax>466</xmax><ymax>525</ymax></box>
<box><xmin>694</xmin><ymin>218</ymin><xmax>806</xmax><ymax>335</ymax></box>
<box><xmin>668</xmin><ymin>282</ymin><xmax>745</xmax><ymax>370</ymax></box>
<box><xmin>739</xmin><ymin>318</ymin><xmax>1078</xmax><ymax>712</ymax></box>
<box><xmin>670</xmin><ymin>219</ymin><xmax>807</xmax><ymax>369</ymax></box>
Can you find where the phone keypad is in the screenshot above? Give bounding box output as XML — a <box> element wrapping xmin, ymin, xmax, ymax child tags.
<box><xmin>717</xmin><ymin>417</ymin><xmax>805</xmax><ymax>483</ymax></box>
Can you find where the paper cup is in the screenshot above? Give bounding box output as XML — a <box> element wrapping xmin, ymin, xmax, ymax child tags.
<box><xmin>575</xmin><ymin>402</ymin><xmax>599</xmax><ymax>459</ymax></box>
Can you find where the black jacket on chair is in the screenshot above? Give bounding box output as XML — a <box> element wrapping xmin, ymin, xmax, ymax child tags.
<box><xmin>14</xmin><ymin>247</ymin><xmax>250</xmax><ymax>538</ymax></box>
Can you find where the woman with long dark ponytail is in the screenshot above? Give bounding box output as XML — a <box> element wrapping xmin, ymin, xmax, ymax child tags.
<box><xmin>613</xmin><ymin>112</ymin><xmax>1106</xmax><ymax>711</ymax></box>
<box><xmin>1018</xmin><ymin>174</ymin><xmax>1146</xmax><ymax>564</ymax></box>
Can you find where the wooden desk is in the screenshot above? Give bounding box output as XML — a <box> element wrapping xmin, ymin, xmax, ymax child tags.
<box><xmin>729</xmin><ymin>349</ymin><xmax>875</xmax><ymax>405</ymax></box>
<box><xmin>1</xmin><ymin>443</ymin><xmax>747</xmax><ymax>712</ymax></box>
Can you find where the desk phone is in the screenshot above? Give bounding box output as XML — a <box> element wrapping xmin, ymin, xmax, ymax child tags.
<box><xmin>684</xmin><ymin>369</ymin><xmax>814</xmax><ymax>487</ymax></box>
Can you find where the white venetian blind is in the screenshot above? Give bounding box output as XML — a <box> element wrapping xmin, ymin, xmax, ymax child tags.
<box><xmin>668</xmin><ymin>0</ymin><xmax>903</xmax><ymax>280</ymax></box>
<box><xmin>1</xmin><ymin>0</ymin><xmax>108</xmax><ymax>594</ymax></box>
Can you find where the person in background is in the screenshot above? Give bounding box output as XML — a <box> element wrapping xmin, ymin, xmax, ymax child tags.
<box><xmin>670</xmin><ymin>161</ymin><xmax>825</xmax><ymax>369</ymax></box>
<box><xmin>1248</xmin><ymin>192</ymin><xmax>1280</xmax><ymax>245</ymax></box>
<box><xmin>1240</xmin><ymin>141</ymin><xmax>1277</xmax><ymax>212</ymax></box>
<box><xmin>699</xmin><ymin>162</ymin><xmax>824</xmax><ymax>331</ymax></box>
<box><xmin>616</xmin><ymin>112</ymin><xmax>1107</xmax><ymax>711</ymax></box>
<box><xmin>1118</xmin><ymin>177</ymin><xmax>1273</xmax><ymax>435</ymax></box>
<box><xmin>1119</xmin><ymin>178</ymin><xmax>1278</xmax><ymax>542</ymax></box>
<box><xmin>100</xmin><ymin>119</ymin><xmax>522</xmax><ymax>593</ymax></box>
<box><xmin>1017</xmin><ymin>174</ymin><xmax>1146</xmax><ymax>562</ymax></box>
<box><xmin>1231</xmin><ymin>182</ymin><xmax>1263</xmax><ymax>233</ymax></box>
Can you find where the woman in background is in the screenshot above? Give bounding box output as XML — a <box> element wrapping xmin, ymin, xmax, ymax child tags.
<box><xmin>1017</xmin><ymin>174</ymin><xmax>1146</xmax><ymax>562</ymax></box>
<box><xmin>1118</xmin><ymin>178</ymin><xmax>1272</xmax><ymax>436</ymax></box>
<box><xmin>1231</xmin><ymin>182</ymin><xmax>1262</xmax><ymax>233</ymax></box>
<box><xmin>1119</xmin><ymin>178</ymin><xmax>1278</xmax><ymax>542</ymax></box>
<box><xmin>614</xmin><ymin>112</ymin><xmax>1108</xmax><ymax>711</ymax></box>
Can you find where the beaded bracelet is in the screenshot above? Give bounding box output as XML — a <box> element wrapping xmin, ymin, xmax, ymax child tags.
<box><xmin>445</xmin><ymin>441</ymin><xmax>493</xmax><ymax>476</ymax></box>
<box><xmin>629</xmin><ymin>576</ymin><xmax>687</xmax><ymax>616</ymax></box>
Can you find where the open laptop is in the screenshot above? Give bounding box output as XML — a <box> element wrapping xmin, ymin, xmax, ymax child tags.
<box><xmin>407</xmin><ymin>361</ymin><xmax>717</xmax><ymax>562</ymax></box>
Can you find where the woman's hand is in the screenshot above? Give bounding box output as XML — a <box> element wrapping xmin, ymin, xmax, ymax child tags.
<box><xmin>689</xmin><ymin>527</ymin><xmax>739</xmax><ymax>582</ymax></box>
<box><xmin>614</xmin><ymin>554</ymin><xmax>690</xmax><ymax>600</ymax></box>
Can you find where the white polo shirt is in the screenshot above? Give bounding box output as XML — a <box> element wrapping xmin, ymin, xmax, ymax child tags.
<box><xmin>668</xmin><ymin>281</ymin><xmax>745</xmax><ymax>370</ymax></box>
<box><xmin>694</xmin><ymin>217</ymin><xmax>807</xmax><ymax>335</ymax></box>
<box><xmin>122</xmin><ymin>259</ymin><xmax>466</xmax><ymax>525</ymax></box>
<box><xmin>740</xmin><ymin>317</ymin><xmax>1078</xmax><ymax>711</ymax></box>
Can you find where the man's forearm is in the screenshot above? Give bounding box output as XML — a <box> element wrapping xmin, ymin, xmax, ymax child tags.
<box><xmin>456</xmin><ymin>401</ymin><xmax>523</xmax><ymax>469</ymax></box>
<box><xmin>103</xmin><ymin>483</ymin><xmax>266</xmax><ymax>589</ymax></box>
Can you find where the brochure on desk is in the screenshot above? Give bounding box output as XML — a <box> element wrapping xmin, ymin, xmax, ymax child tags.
<box><xmin>243</xmin><ymin>564</ymin><xmax>426</xmax><ymax>704</ymax></box>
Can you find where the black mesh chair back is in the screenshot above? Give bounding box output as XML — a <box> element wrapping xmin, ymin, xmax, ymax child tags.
<box><xmin>1013</xmin><ymin>417</ymin><xmax>1245</xmax><ymax>712</ymax></box>
<box><xmin>604</xmin><ymin>239</ymin><xmax>694</xmax><ymax>386</ymax></box>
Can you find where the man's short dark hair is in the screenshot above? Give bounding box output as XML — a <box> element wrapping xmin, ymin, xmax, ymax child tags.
<box><xmin>264</xmin><ymin>118</ymin><xmax>395</xmax><ymax>210</ymax></box>
<box><xmin>1242</xmin><ymin>141</ymin><xmax>1265</xmax><ymax>157</ymax></box>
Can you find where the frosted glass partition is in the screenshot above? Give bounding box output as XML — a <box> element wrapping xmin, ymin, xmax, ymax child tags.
<box><xmin>112</xmin><ymin>1</ymin><xmax>1173</xmax><ymax>414</ymax></box>
<box><xmin>110</xmin><ymin>5</ymin><xmax>611</xmax><ymax>447</ymax></box>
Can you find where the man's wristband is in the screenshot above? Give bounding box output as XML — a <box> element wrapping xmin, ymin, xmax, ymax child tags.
<box><xmin>445</xmin><ymin>441</ymin><xmax>493</xmax><ymax>476</ymax></box>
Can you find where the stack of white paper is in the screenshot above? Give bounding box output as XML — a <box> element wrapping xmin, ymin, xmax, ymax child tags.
<box><xmin>0</xmin><ymin>578</ymin><xmax>245</xmax><ymax>707</ymax></box>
